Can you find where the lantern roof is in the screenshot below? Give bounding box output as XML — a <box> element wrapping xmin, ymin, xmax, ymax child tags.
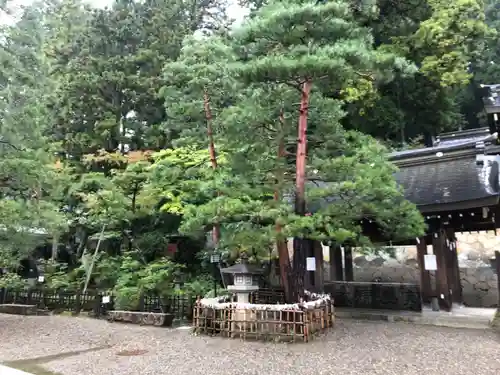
<box><xmin>220</xmin><ymin>254</ymin><xmax>264</xmax><ymax>275</ymax></box>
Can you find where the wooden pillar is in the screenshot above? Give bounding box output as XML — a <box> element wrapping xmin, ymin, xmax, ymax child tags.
<box><xmin>443</xmin><ymin>228</ymin><xmax>462</xmax><ymax>304</ymax></box>
<box><xmin>314</xmin><ymin>241</ymin><xmax>324</xmax><ymax>292</ymax></box>
<box><xmin>433</xmin><ymin>230</ymin><xmax>452</xmax><ymax>311</ymax></box>
<box><xmin>329</xmin><ymin>244</ymin><xmax>344</xmax><ymax>281</ymax></box>
<box><xmin>449</xmin><ymin>239</ymin><xmax>463</xmax><ymax>304</ymax></box>
<box><xmin>416</xmin><ymin>237</ymin><xmax>432</xmax><ymax>304</ymax></box>
<box><xmin>344</xmin><ymin>245</ymin><xmax>354</xmax><ymax>282</ymax></box>
<box><xmin>301</xmin><ymin>239</ymin><xmax>315</xmax><ymax>292</ymax></box>
<box><xmin>495</xmin><ymin>251</ymin><xmax>500</xmax><ymax>308</ymax></box>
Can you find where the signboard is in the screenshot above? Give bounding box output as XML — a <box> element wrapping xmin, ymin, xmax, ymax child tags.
<box><xmin>102</xmin><ymin>296</ymin><xmax>110</xmax><ymax>304</ymax></box>
<box><xmin>306</xmin><ymin>257</ymin><xmax>316</xmax><ymax>271</ymax></box>
<box><xmin>424</xmin><ymin>254</ymin><xmax>437</xmax><ymax>271</ymax></box>
<box><xmin>37</xmin><ymin>275</ymin><xmax>45</xmax><ymax>282</ymax></box>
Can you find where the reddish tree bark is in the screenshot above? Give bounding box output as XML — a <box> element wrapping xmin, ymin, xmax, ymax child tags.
<box><xmin>275</xmin><ymin>108</ymin><xmax>292</xmax><ymax>302</ymax></box>
<box><xmin>290</xmin><ymin>80</ymin><xmax>312</xmax><ymax>301</ymax></box>
<box><xmin>203</xmin><ymin>90</ymin><xmax>220</xmax><ymax>244</ymax></box>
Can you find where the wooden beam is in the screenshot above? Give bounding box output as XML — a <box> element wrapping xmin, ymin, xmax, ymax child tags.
<box><xmin>329</xmin><ymin>244</ymin><xmax>344</xmax><ymax>281</ymax></box>
<box><xmin>344</xmin><ymin>245</ymin><xmax>354</xmax><ymax>282</ymax></box>
<box><xmin>416</xmin><ymin>237</ymin><xmax>432</xmax><ymax>304</ymax></box>
<box><xmin>313</xmin><ymin>241</ymin><xmax>324</xmax><ymax>292</ymax></box>
<box><xmin>495</xmin><ymin>251</ymin><xmax>500</xmax><ymax>308</ymax></box>
<box><xmin>450</xmin><ymin>240</ymin><xmax>463</xmax><ymax>304</ymax></box>
<box><xmin>443</xmin><ymin>228</ymin><xmax>462</xmax><ymax>304</ymax></box>
<box><xmin>433</xmin><ymin>230</ymin><xmax>452</xmax><ymax>311</ymax></box>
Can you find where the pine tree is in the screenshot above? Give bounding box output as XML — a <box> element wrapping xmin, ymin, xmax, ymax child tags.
<box><xmin>0</xmin><ymin>3</ymin><xmax>67</xmax><ymax>269</ymax></box>
<box><xmin>228</xmin><ymin>0</ymin><xmax>416</xmax><ymax>299</ymax></box>
<box><xmin>161</xmin><ymin>35</ymin><xmax>239</xmax><ymax>246</ymax></box>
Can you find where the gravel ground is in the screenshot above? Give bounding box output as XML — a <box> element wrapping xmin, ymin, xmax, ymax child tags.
<box><xmin>1</xmin><ymin>314</ymin><xmax>499</xmax><ymax>375</ymax></box>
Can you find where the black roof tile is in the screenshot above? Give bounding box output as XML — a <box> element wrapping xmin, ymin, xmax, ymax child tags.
<box><xmin>395</xmin><ymin>155</ymin><xmax>500</xmax><ymax>212</ymax></box>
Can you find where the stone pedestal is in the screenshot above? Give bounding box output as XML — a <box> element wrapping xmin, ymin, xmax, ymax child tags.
<box><xmin>227</xmin><ymin>284</ymin><xmax>259</xmax><ymax>303</ymax></box>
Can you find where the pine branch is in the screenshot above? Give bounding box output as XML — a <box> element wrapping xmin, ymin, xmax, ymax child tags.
<box><xmin>0</xmin><ymin>139</ymin><xmax>24</xmax><ymax>151</ymax></box>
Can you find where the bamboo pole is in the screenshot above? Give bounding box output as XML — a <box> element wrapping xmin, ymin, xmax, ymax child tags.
<box><xmin>83</xmin><ymin>225</ymin><xmax>106</xmax><ymax>294</ymax></box>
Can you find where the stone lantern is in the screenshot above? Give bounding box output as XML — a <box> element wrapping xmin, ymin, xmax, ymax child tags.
<box><xmin>221</xmin><ymin>253</ymin><xmax>263</xmax><ymax>303</ymax></box>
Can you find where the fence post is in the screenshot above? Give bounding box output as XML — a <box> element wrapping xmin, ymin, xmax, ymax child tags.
<box><xmin>138</xmin><ymin>293</ymin><xmax>145</xmax><ymax>312</ymax></box>
<box><xmin>41</xmin><ymin>288</ymin><xmax>47</xmax><ymax>310</ymax></box>
<box><xmin>74</xmin><ymin>290</ymin><xmax>82</xmax><ymax>315</ymax></box>
<box><xmin>27</xmin><ymin>288</ymin><xmax>33</xmax><ymax>305</ymax></box>
<box><xmin>92</xmin><ymin>291</ymin><xmax>101</xmax><ymax>317</ymax></box>
<box><xmin>0</xmin><ymin>287</ymin><xmax>5</xmax><ymax>304</ymax></box>
<box><xmin>495</xmin><ymin>251</ymin><xmax>500</xmax><ymax>308</ymax></box>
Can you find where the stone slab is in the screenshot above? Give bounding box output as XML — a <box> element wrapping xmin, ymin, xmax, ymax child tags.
<box><xmin>0</xmin><ymin>304</ymin><xmax>37</xmax><ymax>316</ymax></box>
<box><xmin>335</xmin><ymin>307</ymin><xmax>496</xmax><ymax>330</ymax></box>
<box><xmin>107</xmin><ymin>310</ymin><xmax>174</xmax><ymax>327</ymax></box>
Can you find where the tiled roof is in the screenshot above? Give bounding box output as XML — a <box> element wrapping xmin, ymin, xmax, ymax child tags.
<box><xmin>389</xmin><ymin>128</ymin><xmax>500</xmax><ymax>211</ymax></box>
<box><xmin>389</xmin><ymin>129</ymin><xmax>495</xmax><ymax>161</ymax></box>
<box><xmin>394</xmin><ymin>155</ymin><xmax>500</xmax><ymax>212</ymax></box>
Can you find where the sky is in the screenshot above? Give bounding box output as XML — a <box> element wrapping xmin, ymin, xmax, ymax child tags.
<box><xmin>1</xmin><ymin>0</ymin><xmax>248</xmax><ymax>26</ymax></box>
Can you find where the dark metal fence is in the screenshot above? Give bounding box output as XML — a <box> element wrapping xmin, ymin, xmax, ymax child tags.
<box><xmin>0</xmin><ymin>288</ymin><xmax>98</xmax><ymax>313</ymax></box>
<box><xmin>324</xmin><ymin>281</ymin><xmax>422</xmax><ymax>312</ymax></box>
<box><xmin>142</xmin><ymin>294</ymin><xmax>194</xmax><ymax>320</ymax></box>
<box><xmin>0</xmin><ymin>288</ymin><xmax>195</xmax><ymax>320</ymax></box>
<box><xmin>1</xmin><ymin>282</ymin><xmax>423</xmax><ymax>319</ymax></box>
<box><xmin>250</xmin><ymin>288</ymin><xmax>286</xmax><ymax>304</ymax></box>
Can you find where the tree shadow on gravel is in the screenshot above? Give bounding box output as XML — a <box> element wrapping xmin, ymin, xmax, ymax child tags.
<box><xmin>3</xmin><ymin>345</ymin><xmax>112</xmax><ymax>375</ymax></box>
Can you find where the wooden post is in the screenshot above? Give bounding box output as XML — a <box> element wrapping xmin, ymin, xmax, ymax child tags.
<box><xmin>495</xmin><ymin>251</ymin><xmax>500</xmax><ymax>308</ymax></box>
<box><xmin>329</xmin><ymin>244</ymin><xmax>344</xmax><ymax>281</ymax></box>
<box><xmin>450</xmin><ymin>240</ymin><xmax>463</xmax><ymax>304</ymax></box>
<box><xmin>92</xmin><ymin>291</ymin><xmax>101</xmax><ymax>317</ymax></box>
<box><xmin>416</xmin><ymin>237</ymin><xmax>432</xmax><ymax>304</ymax></box>
<box><xmin>314</xmin><ymin>241</ymin><xmax>324</xmax><ymax>292</ymax></box>
<box><xmin>443</xmin><ymin>228</ymin><xmax>461</xmax><ymax>304</ymax></box>
<box><xmin>344</xmin><ymin>246</ymin><xmax>354</xmax><ymax>282</ymax></box>
<box><xmin>433</xmin><ymin>230</ymin><xmax>452</xmax><ymax>311</ymax></box>
<box><xmin>74</xmin><ymin>290</ymin><xmax>82</xmax><ymax>315</ymax></box>
<box><xmin>138</xmin><ymin>293</ymin><xmax>145</xmax><ymax>312</ymax></box>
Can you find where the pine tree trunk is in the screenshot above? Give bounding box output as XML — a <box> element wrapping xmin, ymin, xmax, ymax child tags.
<box><xmin>275</xmin><ymin>108</ymin><xmax>292</xmax><ymax>302</ymax></box>
<box><xmin>204</xmin><ymin>90</ymin><xmax>218</xmax><ymax>169</ymax></box>
<box><xmin>203</xmin><ymin>90</ymin><xmax>220</xmax><ymax>244</ymax></box>
<box><xmin>290</xmin><ymin>80</ymin><xmax>312</xmax><ymax>301</ymax></box>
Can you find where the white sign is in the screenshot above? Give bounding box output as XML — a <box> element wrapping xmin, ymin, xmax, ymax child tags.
<box><xmin>102</xmin><ymin>296</ymin><xmax>110</xmax><ymax>304</ymax></box>
<box><xmin>306</xmin><ymin>257</ymin><xmax>316</xmax><ymax>271</ymax></box>
<box><xmin>424</xmin><ymin>254</ymin><xmax>437</xmax><ymax>271</ymax></box>
<box><xmin>37</xmin><ymin>275</ymin><xmax>45</xmax><ymax>282</ymax></box>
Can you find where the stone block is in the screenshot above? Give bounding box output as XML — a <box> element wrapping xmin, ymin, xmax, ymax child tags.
<box><xmin>353</xmin><ymin>256</ymin><xmax>369</xmax><ymax>267</ymax></box>
<box><xmin>107</xmin><ymin>310</ymin><xmax>174</xmax><ymax>327</ymax></box>
<box><xmin>0</xmin><ymin>304</ymin><xmax>37</xmax><ymax>315</ymax></box>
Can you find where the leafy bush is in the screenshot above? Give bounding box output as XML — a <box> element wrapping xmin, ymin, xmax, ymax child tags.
<box><xmin>0</xmin><ymin>272</ymin><xmax>27</xmax><ymax>290</ymax></box>
<box><xmin>113</xmin><ymin>252</ymin><xmax>183</xmax><ymax>310</ymax></box>
<box><xmin>182</xmin><ymin>274</ymin><xmax>215</xmax><ymax>297</ymax></box>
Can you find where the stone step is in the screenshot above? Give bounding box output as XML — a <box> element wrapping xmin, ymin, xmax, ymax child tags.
<box><xmin>335</xmin><ymin>308</ymin><xmax>495</xmax><ymax>330</ymax></box>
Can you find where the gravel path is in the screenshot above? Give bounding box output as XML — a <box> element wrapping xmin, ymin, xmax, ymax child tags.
<box><xmin>1</xmin><ymin>314</ymin><xmax>499</xmax><ymax>375</ymax></box>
